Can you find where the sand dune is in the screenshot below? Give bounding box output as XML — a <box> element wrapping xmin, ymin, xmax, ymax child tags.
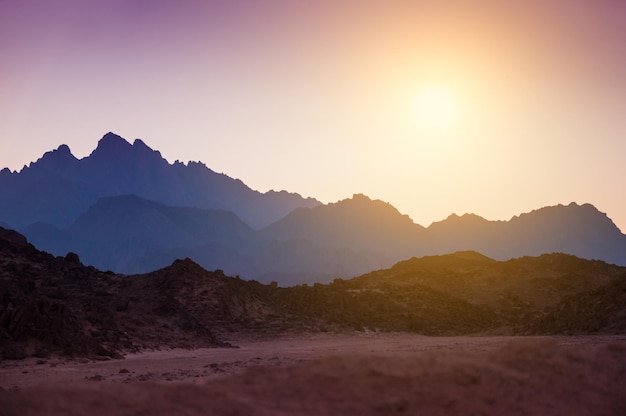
<box><xmin>2</xmin><ymin>334</ymin><xmax>625</xmax><ymax>415</ymax></box>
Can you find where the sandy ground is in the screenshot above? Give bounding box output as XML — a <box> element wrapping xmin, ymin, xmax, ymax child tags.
<box><xmin>1</xmin><ymin>333</ymin><xmax>625</xmax><ymax>415</ymax></box>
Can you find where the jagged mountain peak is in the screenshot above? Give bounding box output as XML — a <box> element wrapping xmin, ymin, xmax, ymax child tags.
<box><xmin>55</xmin><ymin>144</ymin><xmax>72</xmax><ymax>155</ymax></box>
<box><xmin>17</xmin><ymin>143</ymin><xmax>80</xmax><ymax>176</ymax></box>
<box><xmin>93</xmin><ymin>131</ymin><xmax>131</xmax><ymax>151</ymax></box>
<box><xmin>87</xmin><ymin>133</ymin><xmax>133</xmax><ymax>164</ymax></box>
<box><xmin>132</xmin><ymin>138</ymin><xmax>164</xmax><ymax>158</ymax></box>
<box><xmin>88</xmin><ymin>133</ymin><xmax>164</xmax><ymax>162</ymax></box>
<box><xmin>133</xmin><ymin>138</ymin><xmax>149</xmax><ymax>148</ymax></box>
<box><xmin>31</xmin><ymin>143</ymin><xmax>77</xmax><ymax>166</ymax></box>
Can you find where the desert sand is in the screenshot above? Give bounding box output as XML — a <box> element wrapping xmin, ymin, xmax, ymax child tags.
<box><xmin>1</xmin><ymin>333</ymin><xmax>625</xmax><ymax>415</ymax></box>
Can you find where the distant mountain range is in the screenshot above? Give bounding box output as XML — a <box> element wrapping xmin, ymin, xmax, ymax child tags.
<box><xmin>2</xmin><ymin>133</ymin><xmax>626</xmax><ymax>284</ymax></box>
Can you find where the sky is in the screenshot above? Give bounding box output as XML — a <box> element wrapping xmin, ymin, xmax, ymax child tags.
<box><xmin>1</xmin><ymin>0</ymin><xmax>625</xmax><ymax>231</ymax></box>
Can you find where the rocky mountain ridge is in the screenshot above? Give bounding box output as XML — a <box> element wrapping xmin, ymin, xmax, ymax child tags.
<box><xmin>1</xmin><ymin>227</ymin><xmax>625</xmax><ymax>359</ymax></box>
<box><xmin>2</xmin><ymin>134</ymin><xmax>626</xmax><ymax>284</ymax></box>
<box><xmin>0</xmin><ymin>132</ymin><xmax>319</xmax><ymax>230</ymax></box>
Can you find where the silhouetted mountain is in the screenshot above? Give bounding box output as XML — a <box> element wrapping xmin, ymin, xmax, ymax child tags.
<box><xmin>0</xmin><ymin>132</ymin><xmax>319</xmax><ymax>230</ymax></box>
<box><xmin>2</xmin><ymin>228</ymin><xmax>624</xmax><ymax>359</ymax></box>
<box><xmin>252</xmin><ymin>194</ymin><xmax>432</xmax><ymax>284</ymax></box>
<box><xmin>426</xmin><ymin>203</ymin><xmax>626</xmax><ymax>266</ymax></box>
<box><xmin>25</xmin><ymin>195</ymin><xmax>257</xmax><ymax>276</ymax></box>
<box><xmin>262</xmin><ymin>194</ymin><xmax>427</xmax><ymax>256</ymax></box>
<box><xmin>24</xmin><ymin>194</ymin><xmax>405</xmax><ymax>283</ymax></box>
<box><xmin>2</xmin><ymin>135</ymin><xmax>625</xmax><ymax>284</ymax></box>
<box><xmin>252</xmin><ymin>197</ymin><xmax>626</xmax><ymax>282</ymax></box>
<box><xmin>19</xmin><ymin>194</ymin><xmax>626</xmax><ymax>284</ymax></box>
<box><xmin>0</xmin><ymin>144</ymin><xmax>91</xmax><ymax>229</ymax></box>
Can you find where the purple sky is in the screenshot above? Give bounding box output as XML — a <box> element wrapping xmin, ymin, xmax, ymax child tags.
<box><xmin>1</xmin><ymin>0</ymin><xmax>626</xmax><ymax>231</ymax></box>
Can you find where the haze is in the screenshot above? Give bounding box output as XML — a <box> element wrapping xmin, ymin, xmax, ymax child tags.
<box><xmin>1</xmin><ymin>0</ymin><xmax>625</xmax><ymax>231</ymax></box>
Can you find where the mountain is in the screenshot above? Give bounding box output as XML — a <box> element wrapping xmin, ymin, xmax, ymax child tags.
<box><xmin>16</xmin><ymin>194</ymin><xmax>626</xmax><ymax>284</ymax></box>
<box><xmin>261</xmin><ymin>193</ymin><xmax>428</xmax><ymax>256</ymax></box>
<box><xmin>2</xmin><ymin>134</ymin><xmax>625</xmax><ymax>284</ymax></box>
<box><xmin>251</xmin><ymin>194</ymin><xmax>431</xmax><ymax>284</ymax></box>
<box><xmin>333</xmin><ymin>250</ymin><xmax>626</xmax><ymax>334</ymax></box>
<box><xmin>425</xmin><ymin>203</ymin><xmax>626</xmax><ymax>266</ymax></box>
<box><xmin>0</xmin><ymin>226</ymin><xmax>290</xmax><ymax>357</ymax></box>
<box><xmin>0</xmin><ymin>132</ymin><xmax>319</xmax><ymax>230</ymax></box>
<box><xmin>23</xmin><ymin>194</ymin><xmax>412</xmax><ymax>283</ymax></box>
<box><xmin>254</xmin><ymin>197</ymin><xmax>626</xmax><ymax>282</ymax></box>
<box><xmin>23</xmin><ymin>194</ymin><xmax>257</xmax><ymax>275</ymax></box>
<box><xmin>2</xmin><ymin>227</ymin><xmax>624</xmax><ymax>359</ymax></box>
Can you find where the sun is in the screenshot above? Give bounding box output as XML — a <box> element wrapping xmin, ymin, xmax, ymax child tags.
<box><xmin>412</xmin><ymin>85</ymin><xmax>459</xmax><ymax>133</ymax></box>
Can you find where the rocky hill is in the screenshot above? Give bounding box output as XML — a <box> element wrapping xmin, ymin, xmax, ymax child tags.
<box><xmin>2</xmin><ymin>227</ymin><xmax>624</xmax><ymax>359</ymax></box>
<box><xmin>0</xmin><ymin>227</ymin><xmax>274</xmax><ymax>358</ymax></box>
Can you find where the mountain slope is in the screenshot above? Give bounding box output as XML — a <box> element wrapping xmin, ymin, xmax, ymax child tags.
<box><xmin>426</xmin><ymin>203</ymin><xmax>626</xmax><ymax>266</ymax></box>
<box><xmin>24</xmin><ymin>195</ymin><xmax>258</xmax><ymax>276</ymax></box>
<box><xmin>261</xmin><ymin>194</ymin><xmax>427</xmax><ymax>256</ymax></box>
<box><xmin>0</xmin><ymin>227</ymin><xmax>274</xmax><ymax>356</ymax></box>
<box><xmin>266</xmin><ymin>250</ymin><xmax>626</xmax><ymax>335</ymax></box>
<box><xmin>0</xmin><ymin>132</ymin><xmax>319</xmax><ymax>229</ymax></box>
<box><xmin>2</xmin><ymin>228</ymin><xmax>625</xmax><ymax>359</ymax></box>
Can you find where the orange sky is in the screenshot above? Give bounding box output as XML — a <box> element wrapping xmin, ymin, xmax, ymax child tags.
<box><xmin>1</xmin><ymin>0</ymin><xmax>625</xmax><ymax>231</ymax></box>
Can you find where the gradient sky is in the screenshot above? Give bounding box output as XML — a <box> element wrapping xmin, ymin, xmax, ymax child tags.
<box><xmin>1</xmin><ymin>0</ymin><xmax>625</xmax><ymax>231</ymax></box>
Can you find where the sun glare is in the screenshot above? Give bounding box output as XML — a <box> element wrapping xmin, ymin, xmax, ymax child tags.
<box><xmin>412</xmin><ymin>85</ymin><xmax>459</xmax><ymax>134</ymax></box>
